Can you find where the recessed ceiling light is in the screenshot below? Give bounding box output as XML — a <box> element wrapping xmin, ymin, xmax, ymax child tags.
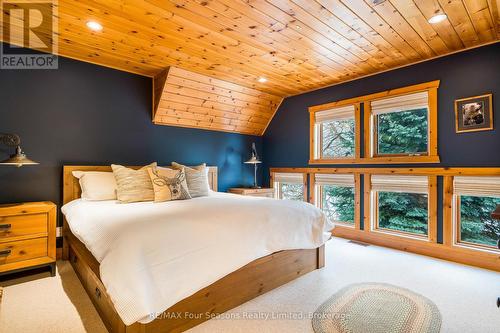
<box><xmin>428</xmin><ymin>13</ymin><xmax>447</xmax><ymax>24</ymax></box>
<box><xmin>257</xmin><ymin>77</ymin><xmax>267</xmax><ymax>83</ymax></box>
<box><xmin>86</xmin><ymin>21</ymin><xmax>103</xmax><ymax>31</ymax></box>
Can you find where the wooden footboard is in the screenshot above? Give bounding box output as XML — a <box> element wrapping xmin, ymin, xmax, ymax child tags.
<box><xmin>67</xmin><ymin>233</ymin><xmax>324</xmax><ymax>333</ymax></box>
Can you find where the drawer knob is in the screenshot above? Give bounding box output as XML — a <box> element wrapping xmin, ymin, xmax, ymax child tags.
<box><xmin>0</xmin><ymin>249</ymin><xmax>11</xmax><ymax>257</ymax></box>
<box><xmin>0</xmin><ymin>224</ymin><xmax>11</xmax><ymax>230</ymax></box>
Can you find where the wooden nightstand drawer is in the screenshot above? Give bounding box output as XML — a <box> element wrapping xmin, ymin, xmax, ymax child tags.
<box><xmin>0</xmin><ymin>213</ymin><xmax>48</xmax><ymax>241</ymax></box>
<box><xmin>0</xmin><ymin>238</ymin><xmax>48</xmax><ymax>265</ymax></box>
<box><xmin>0</xmin><ymin>202</ymin><xmax>56</xmax><ymax>276</ymax></box>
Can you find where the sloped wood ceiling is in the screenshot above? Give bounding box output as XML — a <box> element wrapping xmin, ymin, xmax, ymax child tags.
<box><xmin>1</xmin><ymin>0</ymin><xmax>499</xmax><ymax>135</ymax></box>
<box><xmin>2</xmin><ymin>0</ymin><xmax>499</xmax><ymax>97</ymax></box>
<box><xmin>153</xmin><ymin>67</ymin><xmax>282</xmax><ymax>135</ymax></box>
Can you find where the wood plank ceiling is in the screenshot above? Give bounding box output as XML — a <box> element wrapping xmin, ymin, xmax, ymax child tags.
<box><xmin>2</xmin><ymin>0</ymin><xmax>499</xmax><ymax>134</ymax></box>
<box><xmin>153</xmin><ymin>67</ymin><xmax>282</xmax><ymax>135</ymax></box>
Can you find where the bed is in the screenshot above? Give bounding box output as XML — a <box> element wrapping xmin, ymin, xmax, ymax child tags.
<box><xmin>61</xmin><ymin>165</ymin><xmax>330</xmax><ymax>333</ymax></box>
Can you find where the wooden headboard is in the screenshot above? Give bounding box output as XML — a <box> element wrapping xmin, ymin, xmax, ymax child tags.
<box><xmin>63</xmin><ymin>165</ymin><xmax>218</xmax><ymax>205</ymax></box>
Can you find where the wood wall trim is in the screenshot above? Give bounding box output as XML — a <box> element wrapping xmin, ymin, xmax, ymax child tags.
<box><xmin>442</xmin><ymin>176</ymin><xmax>454</xmax><ymax>247</ymax></box>
<box><xmin>152</xmin><ymin>67</ymin><xmax>283</xmax><ymax>135</ymax></box>
<box><xmin>270</xmin><ymin>167</ymin><xmax>500</xmax><ymax>176</ymax></box>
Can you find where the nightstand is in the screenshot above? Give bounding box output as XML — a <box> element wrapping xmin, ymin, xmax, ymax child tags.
<box><xmin>228</xmin><ymin>188</ymin><xmax>275</xmax><ymax>198</ymax></box>
<box><xmin>0</xmin><ymin>202</ymin><xmax>57</xmax><ymax>277</ymax></box>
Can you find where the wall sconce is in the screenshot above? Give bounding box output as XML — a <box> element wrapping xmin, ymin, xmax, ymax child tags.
<box><xmin>0</xmin><ymin>133</ymin><xmax>38</xmax><ymax>167</ymax></box>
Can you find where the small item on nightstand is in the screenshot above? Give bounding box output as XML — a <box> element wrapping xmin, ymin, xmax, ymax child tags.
<box><xmin>244</xmin><ymin>142</ymin><xmax>262</xmax><ymax>189</ymax></box>
<box><xmin>228</xmin><ymin>187</ymin><xmax>274</xmax><ymax>198</ymax></box>
<box><xmin>0</xmin><ymin>202</ymin><xmax>57</xmax><ymax>277</ymax></box>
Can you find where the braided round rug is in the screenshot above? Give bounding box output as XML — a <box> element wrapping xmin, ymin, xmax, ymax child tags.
<box><xmin>312</xmin><ymin>283</ymin><xmax>441</xmax><ymax>333</ymax></box>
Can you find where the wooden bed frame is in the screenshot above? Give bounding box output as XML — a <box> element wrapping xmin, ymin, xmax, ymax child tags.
<box><xmin>62</xmin><ymin>165</ymin><xmax>325</xmax><ymax>333</ymax></box>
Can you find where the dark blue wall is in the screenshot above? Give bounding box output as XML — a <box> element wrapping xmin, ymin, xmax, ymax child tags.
<box><xmin>0</xmin><ymin>50</ymin><xmax>263</xmax><ymax>212</ymax></box>
<box><xmin>263</xmin><ymin>43</ymin><xmax>500</xmax><ymax>179</ymax></box>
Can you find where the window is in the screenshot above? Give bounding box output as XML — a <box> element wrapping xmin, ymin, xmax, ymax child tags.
<box><xmin>453</xmin><ymin>176</ymin><xmax>500</xmax><ymax>251</ymax></box>
<box><xmin>310</xmin><ymin>104</ymin><xmax>359</xmax><ymax>162</ymax></box>
<box><xmin>310</xmin><ymin>81</ymin><xmax>439</xmax><ymax>164</ymax></box>
<box><xmin>273</xmin><ymin>172</ymin><xmax>306</xmax><ymax>201</ymax></box>
<box><xmin>370</xmin><ymin>175</ymin><xmax>433</xmax><ymax>239</ymax></box>
<box><xmin>370</xmin><ymin>91</ymin><xmax>430</xmax><ymax>157</ymax></box>
<box><xmin>314</xmin><ymin>174</ymin><xmax>356</xmax><ymax>226</ymax></box>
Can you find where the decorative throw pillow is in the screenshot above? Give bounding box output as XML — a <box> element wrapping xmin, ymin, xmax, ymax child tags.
<box><xmin>111</xmin><ymin>163</ymin><xmax>157</xmax><ymax>203</ymax></box>
<box><xmin>171</xmin><ymin>162</ymin><xmax>210</xmax><ymax>197</ymax></box>
<box><xmin>147</xmin><ymin>167</ymin><xmax>191</xmax><ymax>202</ymax></box>
<box><xmin>72</xmin><ymin>171</ymin><xmax>117</xmax><ymax>201</ymax></box>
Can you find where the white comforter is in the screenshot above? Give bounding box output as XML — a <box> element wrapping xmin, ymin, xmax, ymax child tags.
<box><xmin>61</xmin><ymin>192</ymin><xmax>333</xmax><ymax>325</ymax></box>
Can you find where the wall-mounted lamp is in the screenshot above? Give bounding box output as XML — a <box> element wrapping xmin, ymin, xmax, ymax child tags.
<box><xmin>0</xmin><ymin>133</ymin><xmax>38</xmax><ymax>167</ymax></box>
<box><xmin>244</xmin><ymin>142</ymin><xmax>261</xmax><ymax>189</ymax></box>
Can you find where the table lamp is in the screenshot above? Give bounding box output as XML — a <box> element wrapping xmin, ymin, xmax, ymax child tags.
<box><xmin>244</xmin><ymin>142</ymin><xmax>261</xmax><ymax>188</ymax></box>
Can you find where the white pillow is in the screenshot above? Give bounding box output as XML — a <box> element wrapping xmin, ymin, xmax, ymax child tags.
<box><xmin>72</xmin><ymin>171</ymin><xmax>117</xmax><ymax>201</ymax></box>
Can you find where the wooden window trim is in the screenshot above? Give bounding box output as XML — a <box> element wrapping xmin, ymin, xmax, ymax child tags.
<box><xmin>453</xmin><ymin>193</ymin><xmax>500</xmax><ymax>253</ymax></box>
<box><xmin>443</xmin><ymin>175</ymin><xmax>499</xmax><ymax>254</ymax></box>
<box><xmin>310</xmin><ymin>174</ymin><xmax>361</xmax><ymax>230</ymax></box>
<box><xmin>270</xmin><ymin>172</ymin><xmax>307</xmax><ymax>202</ymax></box>
<box><xmin>365</xmin><ymin>174</ymin><xmax>438</xmax><ymax>243</ymax></box>
<box><xmin>270</xmin><ymin>168</ymin><xmax>500</xmax><ymax>272</ymax></box>
<box><xmin>309</xmin><ymin>103</ymin><xmax>361</xmax><ymax>164</ymax></box>
<box><xmin>309</xmin><ymin>80</ymin><xmax>440</xmax><ymax>165</ymax></box>
<box><xmin>310</xmin><ymin>173</ymin><xmax>361</xmax><ymax>231</ymax></box>
<box><xmin>364</xmin><ymin>81</ymin><xmax>440</xmax><ymax>162</ymax></box>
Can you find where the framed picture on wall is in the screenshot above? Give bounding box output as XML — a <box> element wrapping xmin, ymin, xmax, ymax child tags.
<box><xmin>455</xmin><ymin>94</ymin><xmax>493</xmax><ymax>133</ymax></box>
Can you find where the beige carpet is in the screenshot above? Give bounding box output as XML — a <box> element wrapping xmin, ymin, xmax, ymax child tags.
<box><xmin>1</xmin><ymin>238</ymin><xmax>499</xmax><ymax>333</ymax></box>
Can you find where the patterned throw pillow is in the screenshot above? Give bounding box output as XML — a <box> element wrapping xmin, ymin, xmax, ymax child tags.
<box><xmin>111</xmin><ymin>163</ymin><xmax>157</xmax><ymax>203</ymax></box>
<box><xmin>147</xmin><ymin>167</ymin><xmax>191</xmax><ymax>202</ymax></box>
<box><xmin>171</xmin><ymin>162</ymin><xmax>210</xmax><ymax>197</ymax></box>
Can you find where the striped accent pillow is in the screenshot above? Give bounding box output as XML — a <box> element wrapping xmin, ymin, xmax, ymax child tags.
<box><xmin>171</xmin><ymin>162</ymin><xmax>210</xmax><ymax>197</ymax></box>
<box><xmin>111</xmin><ymin>163</ymin><xmax>157</xmax><ymax>203</ymax></box>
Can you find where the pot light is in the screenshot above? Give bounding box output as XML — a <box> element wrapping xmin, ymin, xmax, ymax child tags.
<box><xmin>86</xmin><ymin>21</ymin><xmax>103</xmax><ymax>31</ymax></box>
<box><xmin>428</xmin><ymin>13</ymin><xmax>447</xmax><ymax>24</ymax></box>
<box><xmin>257</xmin><ymin>77</ymin><xmax>267</xmax><ymax>83</ymax></box>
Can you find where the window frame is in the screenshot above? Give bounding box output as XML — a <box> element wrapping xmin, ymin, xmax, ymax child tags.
<box><xmin>366</xmin><ymin>174</ymin><xmax>437</xmax><ymax>242</ymax></box>
<box><xmin>449</xmin><ymin>179</ymin><xmax>500</xmax><ymax>253</ymax></box>
<box><xmin>311</xmin><ymin>172</ymin><xmax>360</xmax><ymax>229</ymax></box>
<box><xmin>309</xmin><ymin>102</ymin><xmax>361</xmax><ymax>164</ymax></box>
<box><xmin>309</xmin><ymin>81</ymin><xmax>440</xmax><ymax>165</ymax></box>
<box><xmin>271</xmin><ymin>172</ymin><xmax>308</xmax><ymax>202</ymax></box>
<box><xmin>364</xmin><ymin>82</ymin><xmax>439</xmax><ymax>163</ymax></box>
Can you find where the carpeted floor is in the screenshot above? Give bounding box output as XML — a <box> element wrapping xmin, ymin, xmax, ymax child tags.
<box><xmin>0</xmin><ymin>237</ymin><xmax>499</xmax><ymax>333</ymax></box>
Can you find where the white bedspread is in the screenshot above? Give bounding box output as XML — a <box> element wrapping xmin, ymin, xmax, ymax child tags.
<box><xmin>61</xmin><ymin>192</ymin><xmax>333</xmax><ymax>325</ymax></box>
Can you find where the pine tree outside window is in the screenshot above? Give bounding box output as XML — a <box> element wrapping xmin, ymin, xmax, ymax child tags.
<box><xmin>370</xmin><ymin>175</ymin><xmax>435</xmax><ymax>239</ymax></box>
<box><xmin>453</xmin><ymin>176</ymin><xmax>500</xmax><ymax>252</ymax></box>
<box><xmin>314</xmin><ymin>174</ymin><xmax>356</xmax><ymax>227</ymax></box>
<box><xmin>370</xmin><ymin>91</ymin><xmax>429</xmax><ymax>157</ymax></box>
